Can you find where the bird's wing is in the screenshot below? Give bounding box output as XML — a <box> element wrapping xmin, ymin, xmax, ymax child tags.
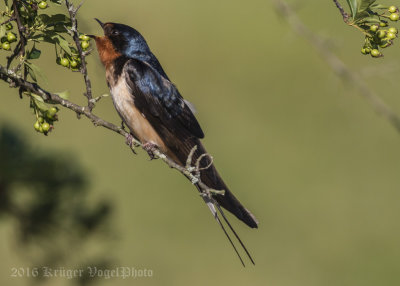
<box><xmin>123</xmin><ymin>58</ymin><xmax>204</xmax><ymax>139</ymax></box>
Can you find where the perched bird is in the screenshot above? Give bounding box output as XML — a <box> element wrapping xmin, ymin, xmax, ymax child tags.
<box><xmin>91</xmin><ymin>19</ymin><xmax>258</xmax><ymax>265</ymax></box>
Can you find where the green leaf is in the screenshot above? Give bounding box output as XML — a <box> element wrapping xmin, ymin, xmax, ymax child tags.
<box><xmin>358</xmin><ymin>0</ymin><xmax>376</xmax><ymax>13</ymax></box>
<box><xmin>25</xmin><ymin>62</ymin><xmax>47</xmax><ymax>83</ymax></box>
<box><xmin>27</xmin><ymin>65</ymin><xmax>37</xmax><ymax>82</ymax></box>
<box><xmin>0</xmin><ymin>23</ymin><xmax>5</xmax><ymax>39</ymax></box>
<box><xmin>346</xmin><ymin>0</ymin><xmax>358</xmax><ymax>18</ymax></box>
<box><xmin>31</xmin><ymin>94</ymin><xmax>49</xmax><ymax>111</ymax></box>
<box><xmin>55</xmin><ymin>90</ymin><xmax>70</xmax><ymax>100</ymax></box>
<box><xmin>346</xmin><ymin>0</ymin><xmax>377</xmax><ymax>19</ymax></box>
<box><xmin>370</xmin><ymin>3</ymin><xmax>388</xmax><ymax>9</ymax></box>
<box><xmin>28</xmin><ymin>46</ymin><xmax>41</xmax><ymax>60</ymax></box>
<box><xmin>355</xmin><ymin>16</ymin><xmax>381</xmax><ymax>24</ymax></box>
<box><xmin>52</xmin><ymin>34</ymin><xmax>72</xmax><ymax>55</ymax></box>
<box><xmin>31</xmin><ymin>93</ymin><xmax>44</xmax><ymax>103</ymax></box>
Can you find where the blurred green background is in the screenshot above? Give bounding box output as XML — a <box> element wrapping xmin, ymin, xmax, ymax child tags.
<box><xmin>1</xmin><ymin>0</ymin><xmax>400</xmax><ymax>285</ymax></box>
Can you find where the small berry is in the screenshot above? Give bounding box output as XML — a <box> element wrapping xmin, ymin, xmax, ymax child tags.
<box><xmin>370</xmin><ymin>25</ymin><xmax>379</xmax><ymax>32</ymax></box>
<box><xmin>7</xmin><ymin>32</ymin><xmax>16</xmax><ymax>42</ymax></box>
<box><xmin>34</xmin><ymin>121</ymin><xmax>41</xmax><ymax>131</ymax></box>
<box><xmin>387</xmin><ymin>32</ymin><xmax>396</xmax><ymax>39</ymax></box>
<box><xmin>389</xmin><ymin>6</ymin><xmax>397</xmax><ymax>13</ymax></box>
<box><xmin>371</xmin><ymin>49</ymin><xmax>381</xmax><ymax>57</ymax></box>
<box><xmin>60</xmin><ymin>58</ymin><xmax>69</xmax><ymax>67</ymax></box>
<box><xmin>377</xmin><ymin>30</ymin><xmax>386</xmax><ymax>38</ymax></box>
<box><xmin>79</xmin><ymin>35</ymin><xmax>90</xmax><ymax>41</ymax></box>
<box><xmin>38</xmin><ymin>1</ymin><xmax>48</xmax><ymax>9</ymax></box>
<box><xmin>81</xmin><ymin>41</ymin><xmax>90</xmax><ymax>50</ymax></box>
<box><xmin>38</xmin><ymin>116</ymin><xmax>44</xmax><ymax>123</ymax></box>
<box><xmin>380</xmin><ymin>21</ymin><xmax>388</xmax><ymax>27</ymax></box>
<box><xmin>70</xmin><ymin>59</ymin><xmax>78</xmax><ymax>68</ymax></box>
<box><xmin>42</xmin><ymin>122</ymin><xmax>50</xmax><ymax>132</ymax></box>
<box><xmin>48</xmin><ymin>107</ymin><xmax>58</xmax><ymax>116</ymax></box>
<box><xmin>389</xmin><ymin>27</ymin><xmax>398</xmax><ymax>34</ymax></box>
<box><xmin>5</xmin><ymin>23</ymin><xmax>13</xmax><ymax>30</ymax></box>
<box><xmin>390</xmin><ymin>13</ymin><xmax>399</xmax><ymax>21</ymax></box>
<box><xmin>2</xmin><ymin>42</ymin><xmax>10</xmax><ymax>50</ymax></box>
<box><xmin>365</xmin><ymin>48</ymin><xmax>371</xmax><ymax>54</ymax></box>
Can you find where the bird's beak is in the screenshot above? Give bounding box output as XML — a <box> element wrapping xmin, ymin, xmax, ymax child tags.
<box><xmin>94</xmin><ymin>18</ymin><xmax>105</xmax><ymax>29</ymax></box>
<box><xmin>87</xmin><ymin>18</ymin><xmax>105</xmax><ymax>39</ymax></box>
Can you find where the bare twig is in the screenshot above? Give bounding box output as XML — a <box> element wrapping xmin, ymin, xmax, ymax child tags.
<box><xmin>0</xmin><ymin>16</ymin><xmax>16</xmax><ymax>26</ymax></box>
<box><xmin>7</xmin><ymin>0</ymin><xmax>27</xmax><ymax>68</ymax></box>
<box><xmin>65</xmin><ymin>0</ymin><xmax>94</xmax><ymax>111</ymax></box>
<box><xmin>0</xmin><ymin>65</ymin><xmax>222</xmax><ymax>197</ymax></box>
<box><xmin>272</xmin><ymin>0</ymin><xmax>400</xmax><ymax>133</ymax></box>
<box><xmin>333</xmin><ymin>0</ymin><xmax>351</xmax><ymax>23</ymax></box>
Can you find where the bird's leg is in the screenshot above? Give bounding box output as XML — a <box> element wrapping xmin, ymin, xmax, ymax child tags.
<box><xmin>142</xmin><ymin>142</ymin><xmax>158</xmax><ymax>160</ymax></box>
<box><xmin>121</xmin><ymin>120</ymin><xmax>127</xmax><ymax>131</ymax></box>
<box><xmin>125</xmin><ymin>133</ymin><xmax>138</xmax><ymax>154</ymax></box>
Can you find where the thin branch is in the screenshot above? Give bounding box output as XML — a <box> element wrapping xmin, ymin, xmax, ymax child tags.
<box><xmin>272</xmin><ymin>0</ymin><xmax>400</xmax><ymax>133</ymax></box>
<box><xmin>64</xmin><ymin>0</ymin><xmax>94</xmax><ymax>111</ymax></box>
<box><xmin>0</xmin><ymin>16</ymin><xmax>16</xmax><ymax>26</ymax></box>
<box><xmin>0</xmin><ymin>65</ymin><xmax>220</xmax><ymax>197</ymax></box>
<box><xmin>7</xmin><ymin>0</ymin><xmax>27</xmax><ymax>68</ymax></box>
<box><xmin>333</xmin><ymin>0</ymin><xmax>351</xmax><ymax>23</ymax></box>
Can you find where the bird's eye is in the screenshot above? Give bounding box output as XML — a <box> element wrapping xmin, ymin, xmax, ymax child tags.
<box><xmin>111</xmin><ymin>30</ymin><xmax>119</xmax><ymax>36</ymax></box>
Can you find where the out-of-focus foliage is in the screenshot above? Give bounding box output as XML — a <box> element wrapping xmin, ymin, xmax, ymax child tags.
<box><xmin>0</xmin><ymin>125</ymin><xmax>113</xmax><ymax>284</ymax></box>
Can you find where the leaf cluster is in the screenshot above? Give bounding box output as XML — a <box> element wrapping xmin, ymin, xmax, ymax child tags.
<box><xmin>343</xmin><ymin>0</ymin><xmax>399</xmax><ymax>57</ymax></box>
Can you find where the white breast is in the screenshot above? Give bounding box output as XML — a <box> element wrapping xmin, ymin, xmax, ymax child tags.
<box><xmin>109</xmin><ymin>75</ymin><xmax>167</xmax><ymax>152</ymax></box>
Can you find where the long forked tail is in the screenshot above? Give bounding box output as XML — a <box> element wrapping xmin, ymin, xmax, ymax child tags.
<box><xmin>196</xmin><ymin>184</ymin><xmax>255</xmax><ymax>266</ymax></box>
<box><xmin>191</xmin><ymin>142</ymin><xmax>259</xmax><ymax>229</ymax></box>
<box><xmin>168</xmin><ymin>139</ymin><xmax>258</xmax><ymax>265</ymax></box>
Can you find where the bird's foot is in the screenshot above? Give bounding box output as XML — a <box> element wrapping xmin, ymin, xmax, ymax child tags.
<box><xmin>125</xmin><ymin>133</ymin><xmax>139</xmax><ymax>154</ymax></box>
<box><xmin>143</xmin><ymin>142</ymin><xmax>158</xmax><ymax>160</ymax></box>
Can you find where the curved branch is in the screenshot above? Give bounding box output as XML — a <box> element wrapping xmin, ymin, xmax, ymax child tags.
<box><xmin>272</xmin><ymin>0</ymin><xmax>400</xmax><ymax>133</ymax></box>
<box><xmin>0</xmin><ymin>64</ymin><xmax>216</xmax><ymax>195</ymax></box>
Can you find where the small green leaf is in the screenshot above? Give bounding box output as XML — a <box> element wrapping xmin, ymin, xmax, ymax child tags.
<box><xmin>346</xmin><ymin>0</ymin><xmax>358</xmax><ymax>18</ymax></box>
<box><xmin>355</xmin><ymin>16</ymin><xmax>381</xmax><ymax>24</ymax></box>
<box><xmin>358</xmin><ymin>0</ymin><xmax>376</xmax><ymax>13</ymax></box>
<box><xmin>31</xmin><ymin>93</ymin><xmax>45</xmax><ymax>103</ymax></box>
<box><xmin>347</xmin><ymin>0</ymin><xmax>377</xmax><ymax>19</ymax></box>
<box><xmin>25</xmin><ymin>62</ymin><xmax>47</xmax><ymax>83</ymax></box>
<box><xmin>370</xmin><ymin>3</ymin><xmax>388</xmax><ymax>9</ymax></box>
<box><xmin>31</xmin><ymin>94</ymin><xmax>49</xmax><ymax>111</ymax></box>
<box><xmin>55</xmin><ymin>90</ymin><xmax>70</xmax><ymax>100</ymax></box>
<box><xmin>28</xmin><ymin>46</ymin><xmax>41</xmax><ymax>60</ymax></box>
<box><xmin>27</xmin><ymin>65</ymin><xmax>37</xmax><ymax>82</ymax></box>
<box><xmin>52</xmin><ymin>34</ymin><xmax>72</xmax><ymax>55</ymax></box>
<box><xmin>0</xmin><ymin>23</ymin><xmax>5</xmax><ymax>39</ymax></box>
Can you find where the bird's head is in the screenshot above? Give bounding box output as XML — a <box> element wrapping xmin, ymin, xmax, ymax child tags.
<box><xmin>91</xmin><ymin>19</ymin><xmax>150</xmax><ymax>66</ymax></box>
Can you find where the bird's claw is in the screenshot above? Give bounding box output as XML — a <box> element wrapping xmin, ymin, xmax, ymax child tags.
<box><xmin>143</xmin><ymin>142</ymin><xmax>158</xmax><ymax>160</ymax></box>
<box><xmin>125</xmin><ymin>133</ymin><xmax>137</xmax><ymax>154</ymax></box>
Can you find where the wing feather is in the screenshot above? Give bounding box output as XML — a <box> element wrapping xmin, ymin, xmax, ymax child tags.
<box><xmin>123</xmin><ymin>59</ymin><xmax>204</xmax><ymax>139</ymax></box>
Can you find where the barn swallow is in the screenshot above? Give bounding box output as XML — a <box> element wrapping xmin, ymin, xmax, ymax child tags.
<box><xmin>91</xmin><ymin>19</ymin><xmax>258</xmax><ymax>265</ymax></box>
